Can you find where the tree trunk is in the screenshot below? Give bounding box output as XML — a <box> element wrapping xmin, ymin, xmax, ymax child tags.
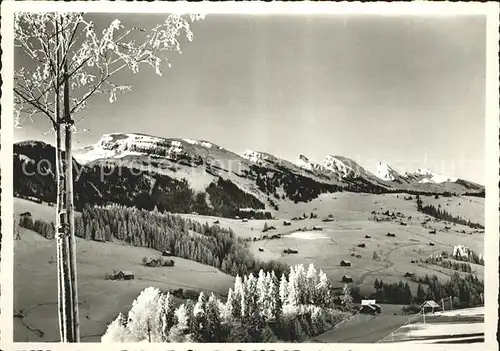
<box><xmin>54</xmin><ymin>16</ymin><xmax>71</xmax><ymax>342</ymax></box>
<box><xmin>55</xmin><ymin>15</ymin><xmax>74</xmax><ymax>342</ymax></box>
<box><xmin>55</xmin><ymin>123</ymin><xmax>64</xmax><ymax>340</ymax></box>
<box><xmin>64</xmin><ymin>58</ymin><xmax>80</xmax><ymax>342</ymax></box>
<box><xmin>56</xmin><ymin>123</ymin><xmax>73</xmax><ymax>342</ymax></box>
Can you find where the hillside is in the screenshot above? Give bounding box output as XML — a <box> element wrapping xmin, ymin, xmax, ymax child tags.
<box><xmin>14</xmin><ymin>200</ymin><xmax>235</xmax><ymax>342</ymax></box>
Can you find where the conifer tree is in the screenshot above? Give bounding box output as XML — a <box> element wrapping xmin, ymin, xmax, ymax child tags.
<box><xmin>340</xmin><ymin>284</ymin><xmax>353</xmax><ymax>310</ymax></box>
<box><xmin>125</xmin><ymin>287</ymin><xmax>164</xmax><ymax>342</ymax></box>
<box><xmin>168</xmin><ymin>304</ymin><xmax>192</xmax><ymax>342</ymax></box>
<box><xmin>204</xmin><ymin>294</ymin><xmax>222</xmax><ymax>341</ymax></box>
<box><xmin>267</xmin><ymin>272</ymin><xmax>282</xmax><ymax>323</ymax></box>
<box><xmin>286</xmin><ymin>266</ymin><xmax>298</xmax><ymax>306</ymax></box>
<box><xmin>294</xmin><ymin>264</ymin><xmax>307</xmax><ymax>303</ymax></box>
<box><xmin>244</xmin><ymin>273</ymin><xmax>258</xmax><ymax>321</ymax></box>
<box><xmin>157</xmin><ymin>292</ymin><xmax>175</xmax><ymax>341</ymax></box>
<box><xmin>225</xmin><ymin>288</ymin><xmax>235</xmax><ymax>321</ymax></box>
<box><xmin>306</xmin><ymin>263</ymin><xmax>318</xmax><ymax>304</ymax></box>
<box><xmin>425</xmin><ymin>286</ymin><xmax>435</xmax><ymax>301</ymax></box>
<box><xmin>232</xmin><ymin>275</ymin><xmax>244</xmax><ymax>317</ymax></box>
<box><xmin>316</xmin><ymin>270</ymin><xmax>331</xmax><ymax>307</ymax></box>
<box><xmin>192</xmin><ymin>292</ymin><xmax>207</xmax><ymax>342</ymax></box>
<box><xmin>256</xmin><ymin>269</ymin><xmax>268</xmax><ymax>306</ymax></box>
<box><xmin>279</xmin><ymin>273</ymin><xmax>289</xmax><ymax>306</ymax></box>
<box><xmin>101</xmin><ymin>313</ymin><xmax>128</xmax><ymax>342</ymax></box>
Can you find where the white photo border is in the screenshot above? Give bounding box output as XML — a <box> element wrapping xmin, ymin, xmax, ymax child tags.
<box><xmin>1</xmin><ymin>1</ymin><xmax>499</xmax><ymax>351</ymax></box>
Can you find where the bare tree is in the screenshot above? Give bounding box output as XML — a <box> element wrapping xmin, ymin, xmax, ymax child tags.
<box><xmin>14</xmin><ymin>12</ymin><xmax>204</xmax><ymax>342</ymax></box>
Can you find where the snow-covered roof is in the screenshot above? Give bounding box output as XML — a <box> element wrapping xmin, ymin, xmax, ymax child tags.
<box><xmin>421</xmin><ymin>300</ymin><xmax>440</xmax><ymax>308</ymax></box>
<box><xmin>119</xmin><ymin>271</ymin><xmax>134</xmax><ymax>276</ymax></box>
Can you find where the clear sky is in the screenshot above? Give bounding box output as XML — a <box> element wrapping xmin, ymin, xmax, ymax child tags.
<box><xmin>14</xmin><ymin>13</ymin><xmax>486</xmax><ymax>184</ymax></box>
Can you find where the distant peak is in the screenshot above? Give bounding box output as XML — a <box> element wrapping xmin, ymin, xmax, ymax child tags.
<box><xmin>376</xmin><ymin>161</ymin><xmax>401</xmax><ymax>181</ymax></box>
<box><xmin>298</xmin><ymin>154</ymin><xmax>310</xmax><ymax>162</ymax></box>
<box><xmin>183</xmin><ymin>138</ymin><xmax>214</xmax><ymax>149</ymax></box>
<box><xmin>296</xmin><ymin>154</ymin><xmax>313</xmax><ymax>170</ymax></box>
<box><xmin>241</xmin><ymin>150</ymin><xmax>269</xmax><ymax>164</ymax></box>
<box><xmin>323</xmin><ymin>155</ymin><xmax>359</xmax><ymax>178</ymax></box>
<box><xmin>405</xmin><ymin>167</ymin><xmax>458</xmax><ymax>184</ymax></box>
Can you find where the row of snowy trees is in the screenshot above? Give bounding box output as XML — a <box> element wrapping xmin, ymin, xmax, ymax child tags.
<box><xmin>102</xmin><ymin>264</ymin><xmax>349</xmax><ymax>343</ymax></box>
<box><xmin>416</xmin><ymin>196</ymin><xmax>484</xmax><ymax>229</ymax></box>
<box><xmin>407</xmin><ymin>272</ymin><xmax>484</xmax><ymax>308</ymax></box>
<box><xmin>20</xmin><ymin>204</ymin><xmax>289</xmax><ymax>278</ymax></box>
<box><xmin>18</xmin><ymin>215</ymin><xmax>56</xmax><ymax>239</ymax></box>
<box><xmin>423</xmin><ymin>256</ymin><xmax>473</xmax><ymax>273</ymax></box>
<box><xmin>372</xmin><ymin>279</ymin><xmax>413</xmax><ymax>305</ymax></box>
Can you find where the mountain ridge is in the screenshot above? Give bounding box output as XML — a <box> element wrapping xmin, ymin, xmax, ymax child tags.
<box><xmin>14</xmin><ymin>134</ymin><xmax>484</xmax><ymax>219</ymax></box>
<box><xmin>73</xmin><ymin>133</ymin><xmax>482</xmax><ymax>187</ymax></box>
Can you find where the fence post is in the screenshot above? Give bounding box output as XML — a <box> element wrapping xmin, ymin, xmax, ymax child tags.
<box><xmin>391</xmin><ymin>332</ymin><xmax>394</xmax><ymax>342</ymax></box>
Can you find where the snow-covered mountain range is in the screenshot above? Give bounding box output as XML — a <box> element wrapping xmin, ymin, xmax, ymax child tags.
<box><xmin>15</xmin><ymin>133</ymin><xmax>484</xmax><ymax>218</ymax></box>
<box><xmin>72</xmin><ymin>133</ymin><xmax>481</xmax><ymax>191</ymax></box>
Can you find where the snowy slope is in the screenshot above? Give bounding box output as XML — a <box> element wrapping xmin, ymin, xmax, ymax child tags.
<box><xmin>404</xmin><ymin>168</ymin><xmax>458</xmax><ymax>184</ymax></box>
<box><xmin>377</xmin><ymin>161</ymin><xmax>399</xmax><ymax>181</ymax></box>
<box><xmin>324</xmin><ymin>155</ymin><xmax>360</xmax><ymax>178</ymax></box>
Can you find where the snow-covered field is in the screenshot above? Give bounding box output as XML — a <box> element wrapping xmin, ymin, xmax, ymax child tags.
<box><xmin>285</xmin><ymin>231</ymin><xmax>331</xmax><ymax>240</ymax></box>
<box><xmin>384</xmin><ymin>307</ymin><xmax>485</xmax><ymax>345</ymax></box>
<box><xmin>403</xmin><ymin>322</ymin><xmax>483</xmax><ymax>337</ymax></box>
<box><xmin>179</xmin><ymin>192</ymin><xmax>484</xmax><ymax>295</ymax></box>
<box><xmin>13</xmin><ymin>200</ymin><xmax>235</xmax><ymax>342</ymax></box>
<box><xmin>13</xmin><ymin>192</ymin><xmax>485</xmax><ymax>342</ymax></box>
<box><xmin>435</xmin><ymin>306</ymin><xmax>484</xmax><ymax>317</ymax></box>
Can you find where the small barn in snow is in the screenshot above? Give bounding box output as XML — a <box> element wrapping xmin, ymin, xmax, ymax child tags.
<box><xmin>421</xmin><ymin>300</ymin><xmax>440</xmax><ymax>314</ymax></box>
<box><xmin>341</xmin><ymin>275</ymin><xmax>353</xmax><ymax>283</ymax></box>
<box><xmin>340</xmin><ymin>260</ymin><xmax>351</xmax><ymax>267</ymax></box>
<box><xmin>359</xmin><ymin>304</ymin><xmax>377</xmax><ymax>315</ymax></box>
<box><xmin>117</xmin><ymin>271</ymin><xmax>134</xmax><ymax>280</ymax></box>
<box><xmin>360</xmin><ymin>300</ymin><xmax>381</xmax><ymax>313</ymax></box>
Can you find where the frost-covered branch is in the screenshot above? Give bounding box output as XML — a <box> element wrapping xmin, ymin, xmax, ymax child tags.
<box><xmin>14</xmin><ymin>12</ymin><xmax>205</xmax><ymax>125</ymax></box>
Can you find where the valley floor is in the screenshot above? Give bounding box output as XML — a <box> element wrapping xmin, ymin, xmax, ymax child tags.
<box><xmin>182</xmin><ymin>192</ymin><xmax>484</xmax><ymax>295</ymax></box>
